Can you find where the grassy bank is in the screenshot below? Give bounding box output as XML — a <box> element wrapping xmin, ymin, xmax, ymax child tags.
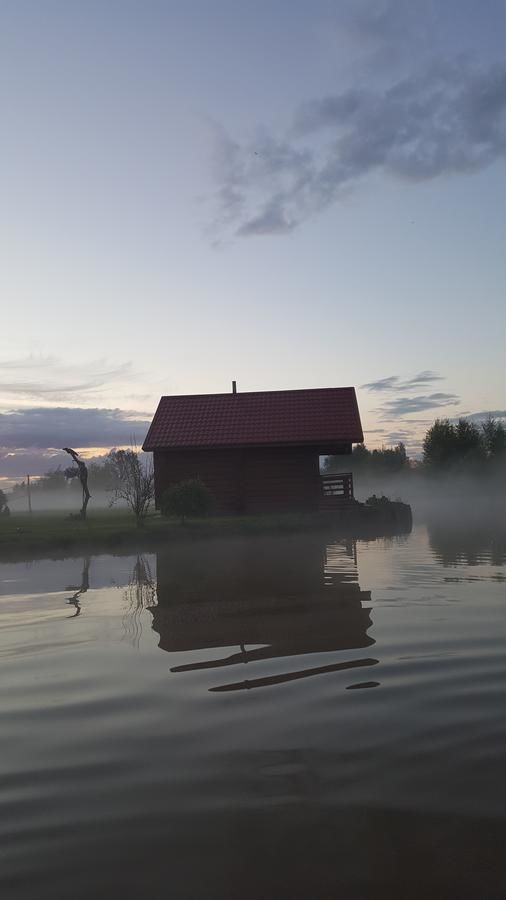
<box><xmin>0</xmin><ymin>502</ymin><xmax>413</xmax><ymax>562</ymax></box>
<box><xmin>0</xmin><ymin>509</ymin><xmax>334</xmax><ymax>560</ymax></box>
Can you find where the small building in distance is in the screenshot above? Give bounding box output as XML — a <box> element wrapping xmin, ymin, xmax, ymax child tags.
<box><xmin>142</xmin><ymin>384</ymin><xmax>363</xmax><ymax>515</ymax></box>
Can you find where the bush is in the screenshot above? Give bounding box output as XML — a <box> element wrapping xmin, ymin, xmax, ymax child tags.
<box><xmin>160</xmin><ymin>479</ymin><xmax>211</xmax><ymax>523</ymax></box>
<box><xmin>365</xmin><ymin>494</ymin><xmax>392</xmax><ymax>507</ymax></box>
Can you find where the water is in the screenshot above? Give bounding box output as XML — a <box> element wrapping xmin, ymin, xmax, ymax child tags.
<box><xmin>1</xmin><ymin>524</ymin><xmax>505</xmax><ymax>899</ymax></box>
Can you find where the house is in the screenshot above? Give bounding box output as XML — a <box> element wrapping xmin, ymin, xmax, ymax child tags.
<box><xmin>142</xmin><ymin>384</ymin><xmax>363</xmax><ymax>514</ymax></box>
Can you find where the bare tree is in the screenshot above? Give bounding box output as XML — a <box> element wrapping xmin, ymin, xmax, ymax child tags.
<box><xmin>109</xmin><ymin>448</ymin><xmax>154</xmax><ymax>526</ymax></box>
<box><xmin>63</xmin><ymin>447</ymin><xmax>91</xmax><ymax>518</ymax></box>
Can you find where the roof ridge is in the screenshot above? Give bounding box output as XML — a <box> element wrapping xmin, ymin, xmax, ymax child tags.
<box><xmin>159</xmin><ymin>386</ymin><xmax>356</xmax><ymax>400</ymax></box>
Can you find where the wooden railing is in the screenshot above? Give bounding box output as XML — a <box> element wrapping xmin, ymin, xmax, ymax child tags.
<box><xmin>321</xmin><ymin>471</ymin><xmax>354</xmax><ymax>501</ymax></box>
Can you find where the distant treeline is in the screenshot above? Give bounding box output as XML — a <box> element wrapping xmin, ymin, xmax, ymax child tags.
<box><xmin>10</xmin><ymin>455</ymin><xmax>122</xmax><ymax>497</ymax></box>
<box><xmin>325</xmin><ymin>417</ymin><xmax>506</xmax><ymax>476</ymax></box>
<box><xmin>7</xmin><ymin>417</ymin><xmax>506</xmax><ymax>498</ymax></box>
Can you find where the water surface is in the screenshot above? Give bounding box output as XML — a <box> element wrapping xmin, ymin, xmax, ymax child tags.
<box><xmin>1</xmin><ymin>525</ymin><xmax>505</xmax><ymax>899</ymax></box>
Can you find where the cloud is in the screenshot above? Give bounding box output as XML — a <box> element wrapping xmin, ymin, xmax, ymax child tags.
<box><xmin>401</xmin><ymin>370</ymin><xmax>445</xmax><ymax>388</ymax></box>
<box><xmin>384</xmin><ymin>430</ymin><xmax>412</xmax><ymax>441</ymax></box>
<box><xmin>211</xmin><ymin>60</ymin><xmax>506</xmax><ymax>236</ymax></box>
<box><xmin>361</xmin><ymin>375</ymin><xmax>400</xmax><ymax>391</ymax></box>
<box><xmin>0</xmin><ymin>407</ymin><xmax>152</xmax><ymax>451</ymax></box>
<box><xmin>361</xmin><ymin>371</ymin><xmax>444</xmax><ymax>392</ymax></box>
<box><xmin>340</xmin><ymin>0</ymin><xmax>432</xmax><ymax>47</ymax></box>
<box><xmin>0</xmin><ymin>356</ymin><xmax>135</xmax><ymax>404</ymax></box>
<box><xmin>378</xmin><ymin>392</ymin><xmax>460</xmax><ymax>418</ymax></box>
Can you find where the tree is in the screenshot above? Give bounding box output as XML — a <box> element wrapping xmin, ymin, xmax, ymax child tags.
<box><xmin>325</xmin><ymin>441</ymin><xmax>409</xmax><ymax>474</ymax></box>
<box><xmin>454</xmin><ymin>419</ymin><xmax>484</xmax><ymax>462</ymax></box>
<box><xmin>160</xmin><ymin>478</ymin><xmax>211</xmax><ymax>524</ymax></box>
<box><xmin>423</xmin><ymin>419</ymin><xmax>458</xmax><ymax>467</ymax></box>
<box><xmin>423</xmin><ymin>418</ymin><xmax>485</xmax><ymax>469</ymax></box>
<box><xmin>482</xmin><ymin>417</ymin><xmax>506</xmax><ymax>457</ymax></box>
<box><xmin>0</xmin><ymin>489</ymin><xmax>9</xmax><ymax>516</ymax></box>
<box><xmin>108</xmin><ymin>449</ymin><xmax>154</xmax><ymax>526</ymax></box>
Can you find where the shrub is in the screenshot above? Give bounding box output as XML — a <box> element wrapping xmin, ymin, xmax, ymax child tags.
<box><xmin>160</xmin><ymin>479</ymin><xmax>211</xmax><ymax>523</ymax></box>
<box><xmin>365</xmin><ymin>494</ymin><xmax>392</xmax><ymax>507</ymax></box>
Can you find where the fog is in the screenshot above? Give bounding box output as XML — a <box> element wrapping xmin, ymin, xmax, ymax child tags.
<box><xmin>352</xmin><ymin>467</ymin><xmax>506</xmax><ymax>530</ymax></box>
<box><xmin>5</xmin><ymin>463</ymin><xmax>505</xmax><ymax>530</ymax></box>
<box><xmin>6</xmin><ymin>488</ymin><xmax>125</xmax><ymax>514</ymax></box>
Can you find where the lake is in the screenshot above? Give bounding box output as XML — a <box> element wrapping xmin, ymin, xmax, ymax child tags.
<box><xmin>1</xmin><ymin>523</ymin><xmax>505</xmax><ymax>899</ymax></box>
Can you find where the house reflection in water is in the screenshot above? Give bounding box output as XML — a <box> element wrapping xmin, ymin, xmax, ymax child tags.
<box><xmin>150</xmin><ymin>535</ymin><xmax>377</xmax><ymax>692</ymax></box>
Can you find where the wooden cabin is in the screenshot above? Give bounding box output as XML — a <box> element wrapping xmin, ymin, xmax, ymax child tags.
<box><xmin>142</xmin><ymin>384</ymin><xmax>363</xmax><ymax>514</ymax></box>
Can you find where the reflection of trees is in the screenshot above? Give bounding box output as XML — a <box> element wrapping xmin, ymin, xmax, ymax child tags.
<box><xmin>428</xmin><ymin>521</ymin><xmax>506</xmax><ymax>569</ymax></box>
<box><xmin>65</xmin><ymin>558</ymin><xmax>90</xmax><ymax>617</ymax></box>
<box><xmin>122</xmin><ymin>555</ymin><xmax>156</xmax><ymax>647</ymax></box>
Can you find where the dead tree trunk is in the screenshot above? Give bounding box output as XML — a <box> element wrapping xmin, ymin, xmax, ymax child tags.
<box><xmin>63</xmin><ymin>448</ymin><xmax>91</xmax><ymax>518</ymax></box>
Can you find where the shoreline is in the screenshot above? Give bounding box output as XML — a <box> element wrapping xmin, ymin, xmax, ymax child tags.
<box><xmin>0</xmin><ymin>504</ymin><xmax>412</xmax><ymax>562</ymax></box>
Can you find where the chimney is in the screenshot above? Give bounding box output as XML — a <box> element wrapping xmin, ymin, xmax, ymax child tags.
<box><xmin>232</xmin><ymin>380</ymin><xmax>237</xmax><ymax>394</ymax></box>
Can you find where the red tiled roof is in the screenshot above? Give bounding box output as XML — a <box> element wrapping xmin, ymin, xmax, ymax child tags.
<box><xmin>143</xmin><ymin>387</ymin><xmax>363</xmax><ymax>450</ymax></box>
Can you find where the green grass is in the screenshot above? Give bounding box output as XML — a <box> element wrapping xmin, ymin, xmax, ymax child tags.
<box><xmin>0</xmin><ymin>502</ymin><xmax>412</xmax><ymax>562</ymax></box>
<box><xmin>0</xmin><ymin>508</ymin><xmax>335</xmax><ymax>560</ymax></box>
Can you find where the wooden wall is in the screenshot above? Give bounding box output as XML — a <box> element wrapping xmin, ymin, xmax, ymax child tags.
<box><xmin>153</xmin><ymin>446</ymin><xmax>322</xmax><ymax>514</ymax></box>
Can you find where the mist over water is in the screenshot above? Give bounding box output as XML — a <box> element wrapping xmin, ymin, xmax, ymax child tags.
<box><xmin>352</xmin><ymin>467</ymin><xmax>506</xmax><ymax>527</ymax></box>
<box><xmin>1</xmin><ymin>526</ymin><xmax>506</xmax><ymax>899</ymax></box>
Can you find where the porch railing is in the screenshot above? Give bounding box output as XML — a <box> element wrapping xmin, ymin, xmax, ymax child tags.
<box><xmin>321</xmin><ymin>471</ymin><xmax>354</xmax><ymax>501</ymax></box>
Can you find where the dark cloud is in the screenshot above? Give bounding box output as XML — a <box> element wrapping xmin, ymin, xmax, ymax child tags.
<box><xmin>378</xmin><ymin>392</ymin><xmax>460</xmax><ymax>417</ymax></box>
<box><xmin>212</xmin><ymin>60</ymin><xmax>506</xmax><ymax>236</ymax></box>
<box><xmin>0</xmin><ymin>407</ymin><xmax>151</xmax><ymax>451</ymax></box>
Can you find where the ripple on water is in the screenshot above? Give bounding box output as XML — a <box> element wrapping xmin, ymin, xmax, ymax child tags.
<box><xmin>1</xmin><ymin>529</ymin><xmax>506</xmax><ymax>899</ymax></box>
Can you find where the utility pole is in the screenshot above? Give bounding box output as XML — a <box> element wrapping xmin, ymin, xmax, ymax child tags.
<box><xmin>27</xmin><ymin>474</ymin><xmax>32</xmax><ymax>514</ymax></box>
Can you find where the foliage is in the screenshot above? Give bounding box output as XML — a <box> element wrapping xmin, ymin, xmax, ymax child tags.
<box><xmin>482</xmin><ymin>417</ymin><xmax>506</xmax><ymax>457</ymax></box>
<box><xmin>0</xmin><ymin>489</ymin><xmax>9</xmax><ymax>515</ymax></box>
<box><xmin>423</xmin><ymin>417</ymin><xmax>504</xmax><ymax>469</ymax></box>
<box><xmin>365</xmin><ymin>494</ymin><xmax>393</xmax><ymax>507</ymax></box>
<box><xmin>108</xmin><ymin>449</ymin><xmax>154</xmax><ymax>525</ymax></box>
<box><xmin>10</xmin><ymin>458</ymin><xmax>123</xmax><ymax>497</ymax></box>
<box><xmin>160</xmin><ymin>478</ymin><xmax>211</xmax><ymax>523</ymax></box>
<box><xmin>325</xmin><ymin>441</ymin><xmax>408</xmax><ymax>474</ymax></box>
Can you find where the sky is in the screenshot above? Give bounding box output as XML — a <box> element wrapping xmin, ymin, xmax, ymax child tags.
<box><xmin>1</xmin><ymin>0</ymin><xmax>505</xmax><ymax>484</ymax></box>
